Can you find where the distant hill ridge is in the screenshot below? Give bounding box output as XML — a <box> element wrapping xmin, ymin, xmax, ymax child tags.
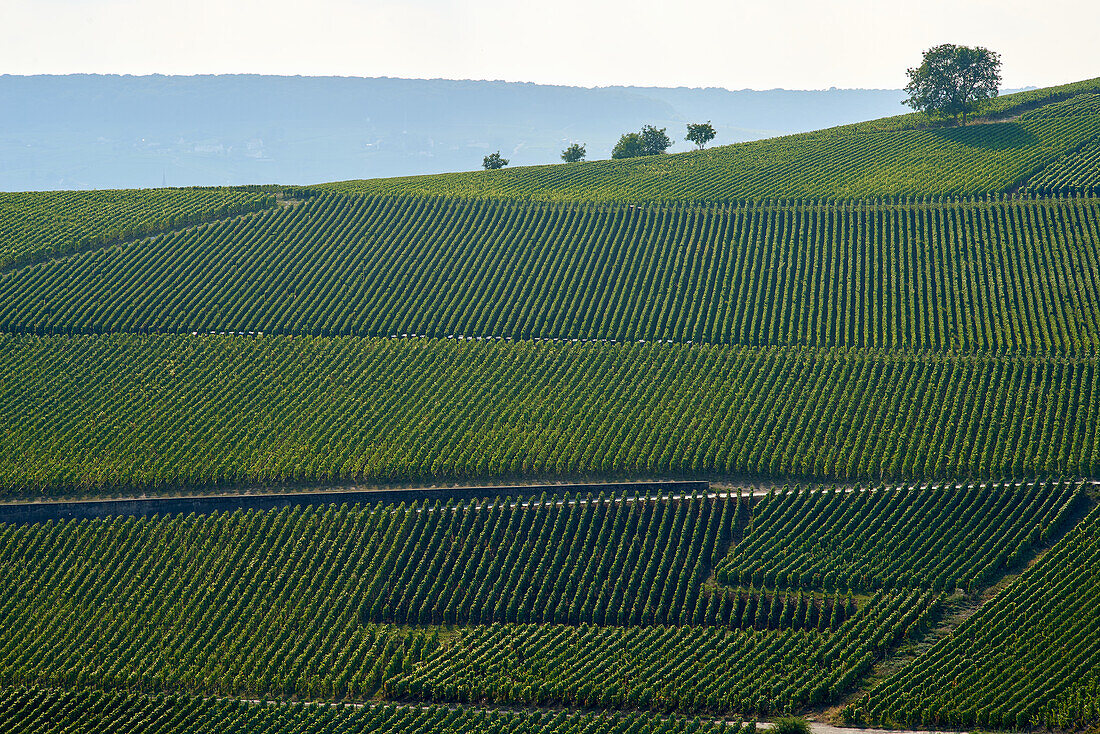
<box><xmin>0</xmin><ymin>74</ymin><xmax>916</xmax><ymax>191</ymax></box>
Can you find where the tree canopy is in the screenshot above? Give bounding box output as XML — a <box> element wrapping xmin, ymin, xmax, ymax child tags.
<box><xmin>482</xmin><ymin>151</ymin><xmax>509</xmax><ymax>170</ymax></box>
<box><xmin>611</xmin><ymin>133</ymin><xmax>647</xmax><ymax>160</ymax></box>
<box><xmin>561</xmin><ymin>143</ymin><xmax>586</xmax><ymax>163</ymax></box>
<box><xmin>905</xmin><ymin>44</ymin><xmax>1002</xmax><ymax>125</ymax></box>
<box><xmin>686</xmin><ymin>122</ymin><xmax>717</xmax><ymax>150</ymax></box>
<box><xmin>640</xmin><ymin>125</ymin><xmax>672</xmax><ymax>155</ymax></box>
<box><xmin>613</xmin><ymin>125</ymin><xmax>672</xmax><ymax>159</ymax></box>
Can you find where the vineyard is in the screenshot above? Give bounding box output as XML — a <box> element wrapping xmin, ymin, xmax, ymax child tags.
<box><xmin>5</xmin><ymin>75</ymin><xmax>1100</xmax><ymax>732</ymax></box>
<box><xmin>1023</xmin><ymin>137</ymin><xmax>1100</xmax><ymax>195</ymax></box>
<box><xmin>0</xmin><ymin>688</ymin><xmax>740</xmax><ymax>734</ymax></box>
<box><xmin>0</xmin><ymin>188</ymin><xmax>276</xmax><ymax>270</ymax></box>
<box><xmin>826</xmin><ymin>76</ymin><xmax>1100</xmax><ymax>136</ymax></box>
<box><xmin>322</xmin><ymin>93</ymin><xmax>1100</xmax><ymax>202</ymax></box>
<box><xmin>715</xmin><ymin>481</ymin><xmax>1084</xmax><ymax>592</ymax></box>
<box><xmin>5</xmin><ymin>335</ymin><xmax>1100</xmax><ymax>494</ymax></box>
<box><xmin>0</xmin><ymin>491</ymin><xmax>953</xmax><ymax>713</ymax></box>
<box><xmin>7</xmin><ymin>193</ymin><xmax>1100</xmax><ymax>354</ymax></box>
<box><xmin>848</xmin><ymin>506</ymin><xmax>1100</xmax><ymax>730</ymax></box>
<box><xmin>383</xmin><ymin>592</ymin><xmax>937</xmax><ymax>713</ymax></box>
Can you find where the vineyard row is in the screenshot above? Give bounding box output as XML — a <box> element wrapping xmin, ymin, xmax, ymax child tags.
<box><xmin>8</xmin><ymin>193</ymin><xmax>1100</xmax><ymax>353</ymax></box>
<box><xmin>0</xmin><ymin>188</ymin><xmax>275</xmax><ymax>270</ymax></box>
<box><xmin>0</xmin><ymin>687</ymin><xmax>741</xmax><ymax>734</ymax></box>
<box><xmin>850</xmin><ymin>506</ymin><xmax>1100</xmax><ymax>731</ymax></box>
<box><xmin>4</xmin><ymin>334</ymin><xmax>1100</xmax><ymax>495</ymax></box>
<box><xmin>0</xmin><ymin>496</ymin><xmax>946</xmax><ymax>713</ymax></box>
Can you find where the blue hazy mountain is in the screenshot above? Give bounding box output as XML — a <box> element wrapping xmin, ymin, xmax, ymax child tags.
<box><xmin>0</xmin><ymin>75</ymin><xmax>915</xmax><ymax>191</ymax></box>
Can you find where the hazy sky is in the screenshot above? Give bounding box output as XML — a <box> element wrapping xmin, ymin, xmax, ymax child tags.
<box><xmin>2</xmin><ymin>0</ymin><xmax>1096</xmax><ymax>90</ymax></box>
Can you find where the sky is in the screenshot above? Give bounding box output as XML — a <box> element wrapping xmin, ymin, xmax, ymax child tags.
<box><xmin>1</xmin><ymin>0</ymin><xmax>1096</xmax><ymax>90</ymax></box>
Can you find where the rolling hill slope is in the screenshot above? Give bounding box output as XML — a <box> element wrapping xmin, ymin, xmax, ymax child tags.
<box><xmin>323</xmin><ymin>86</ymin><xmax>1100</xmax><ymax>202</ymax></box>
<box><xmin>3</xmin><ymin>76</ymin><xmax>1100</xmax><ymax>733</ymax></box>
<box><xmin>5</xmin><ymin>193</ymin><xmax>1100</xmax><ymax>354</ymax></box>
<box><xmin>4</xmin><ymin>335</ymin><xmax>1100</xmax><ymax>495</ymax></box>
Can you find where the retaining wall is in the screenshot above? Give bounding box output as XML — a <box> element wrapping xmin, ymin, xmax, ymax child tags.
<box><xmin>0</xmin><ymin>480</ymin><xmax>711</xmax><ymax>524</ymax></box>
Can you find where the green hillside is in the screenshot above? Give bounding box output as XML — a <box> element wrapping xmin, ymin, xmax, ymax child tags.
<box><xmin>5</xmin><ymin>193</ymin><xmax>1100</xmax><ymax>353</ymax></box>
<box><xmin>850</xmin><ymin>505</ymin><xmax>1100</xmax><ymax>730</ymax></box>
<box><xmin>324</xmin><ymin>87</ymin><xmax>1100</xmax><ymax>202</ymax></box>
<box><xmin>0</xmin><ymin>690</ymin><xmax>736</xmax><ymax>734</ymax></box>
<box><xmin>4</xmin><ymin>76</ymin><xmax>1100</xmax><ymax>732</ymax></box>
<box><xmin>0</xmin><ymin>488</ymin><xmax>1021</xmax><ymax>712</ymax></box>
<box><xmin>4</xmin><ymin>334</ymin><xmax>1099</xmax><ymax>495</ymax></box>
<box><xmin>0</xmin><ymin>187</ymin><xmax>276</xmax><ymax>270</ymax></box>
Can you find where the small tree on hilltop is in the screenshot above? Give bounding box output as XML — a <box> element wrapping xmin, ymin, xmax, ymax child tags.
<box><xmin>640</xmin><ymin>125</ymin><xmax>672</xmax><ymax>155</ymax></box>
<box><xmin>611</xmin><ymin>132</ymin><xmax>647</xmax><ymax>159</ymax></box>
<box><xmin>905</xmin><ymin>44</ymin><xmax>1002</xmax><ymax>125</ymax></box>
<box><xmin>686</xmin><ymin>121</ymin><xmax>716</xmax><ymax>150</ymax></box>
<box><xmin>482</xmin><ymin>151</ymin><xmax>509</xmax><ymax>170</ymax></box>
<box><xmin>561</xmin><ymin>143</ymin><xmax>586</xmax><ymax>163</ymax></box>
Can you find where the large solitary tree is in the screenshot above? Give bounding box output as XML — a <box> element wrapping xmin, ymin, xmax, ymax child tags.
<box><xmin>905</xmin><ymin>44</ymin><xmax>1002</xmax><ymax>125</ymax></box>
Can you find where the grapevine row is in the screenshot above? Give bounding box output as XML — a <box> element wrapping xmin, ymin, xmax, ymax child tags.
<box><xmin>7</xmin><ymin>194</ymin><xmax>1100</xmax><ymax>354</ymax></box>
<box><xmin>1022</xmin><ymin>137</ymin><xmax>1100</xmax><ymax>195</ymax></box>
<box><xmin>3</xmin><ymin>334</ymin><xmax>1100</xmax><ymax>495</ymax></box>
<box><xmin>715</xmin><ymin>481</ymin><xmax>1085</xmax><ymax>592</ymax></box>
<box><xmin>848</xmin><ymin>506</ymin><xmax>1100</xmax><ymax>730</ymax></box>
<box><xmin>0</xmin><ymin>187</ymin><xmax>276</xmax><ymax>270</ymax></box>
<box><xmin>0</xmin><ymin>498</ymin><xmax>938</xmax><ymax>711</ymax></box>
<box><xmin>352</xmin><ymin>492</ymin><xmax>854</xmax><ymax>628</ymax></box>
<box><xmin>0</xmin><ymin>688</ymin><xmax>741</xmax><ymax>734</ymax></box>
<box><xmin>385</xmin><ymin>591</ymin><xmax>938</xmax><ymax>714</ymax></box>
<box><xmin>357</xmin><ymin>492</ymin><xmax>750</xmax><ymax>627</ymax></box>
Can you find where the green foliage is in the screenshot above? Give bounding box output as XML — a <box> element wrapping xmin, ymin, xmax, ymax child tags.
<box><xmin>482</xmin><ymin>151</ymin><xmax>509</xmax><ymax>170</ymax></box>
<box><xmin>0</xmin><ymin>688</ymin><xmax>738</xmax><ymax>734</ymax></box>
<box><xmin>640</xmin><ymin>124</ymin><xmax>672</xmax><ymax>155</ymax></box>
<box><xmin>854</xmin><ymin>507</ymin><xmax>1100</xmax><ymax>730</ymax></box>
<box><xmin>715</xmin><ymin>482</ymin><xmax>1086</xmax><ymax>592</ymax></box>
<box><xmin>561</xmin><ymin>142</ymin><xmax>586</xmax><ymax>162</ymax></box>
<box><xmin>3</xmin><ymin>335</ymin><xmax>1099</xmax><ymax>495</ymax></box>
<box><xmin>686</xmin><ymin>121</ymin><xmax>717</xmax><ymax>149</ymax></box>
<box><xmin>905</xmin><ymin>44</ymin><xmax>1002</xmax><ymax>125</ymax></box>
<box><xmin>388</xmin><ymin>590</ymin><xmax>936</xmax><ymax>713</ymax></box>
<box><xmin>0</xmin><ymin>188</ymin><xmax>275</xmax><ymax>269</ymax></box>
<box><xmin>354</xmin><ymin>492</ymin><xmax>752</xmax><ymax>627</ymax></box>
<box><xmin>322</xmin><ymin>93</ymin><xmax>1100</xmax><ymax>201</ymax></box>
<box><xmin>8</xmin><ymin>194</ymin><xmax>1100</xmax><ymax>354</ymax></box>
<box><xmin>1022</xmin><ymin>99</ymin><xmax>1100</xmax><ymax>195</ymax></box>
<box><xmin>611</xmin><ymin>125</ymin><xmax>672</xmax><ymax>159</ymax></box>
<box><xmin>611</xmin><ymin>132</ymin><xmax>646</xmax><ymax>159</ymax></box>
<box><xmin>0</xmin><ymin>496</ymin><xmax>939</xmax><ymax>711</ymax></box>
<box><xmin>770</xmin><ymin>717</ymin><xmax>811</xmax><ymax>734</ymax></box>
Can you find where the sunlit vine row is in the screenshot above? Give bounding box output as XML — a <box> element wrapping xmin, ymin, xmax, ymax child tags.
<box><xmin>1023</xmin><ymin>137</ymin><xmax>1100</xmax><ymax>195</ymax></box>
<box><xmin>3</xmin><ymin>334</ymin><xmax>1099</xmax><ymax>495</ymax></box>
<box><xmin>715</xmin><ymin>481</ymin><xmax>1085</xmax><ymax>592</ymax></box>
<box><xmin>0</xmin><ymin>188</ymin><xmax>275</xmax><ymax>269</ymax></box>
<box><xmin>7</xmin><ymin>194</ymin><xmax>1100</xmax><ymax>354</ymax></box>
<box><xmin>0</xmin><ymin>496</ymin><xmax>936</xmax><ymax>712</ymax></box>
<box><xmin>0</xmin><ymin>688</ymin><xmax>741</xmax><ymax>734</ymax></box>
<box><xmin>848</xmin><ymin>507</ymin><xmax>1100</xmax><ymax>731</ymax></box>
<box><xmin>385</xmin><ymin>591</ymin><xmax>938</xmax><ymax>714</ymax></box>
